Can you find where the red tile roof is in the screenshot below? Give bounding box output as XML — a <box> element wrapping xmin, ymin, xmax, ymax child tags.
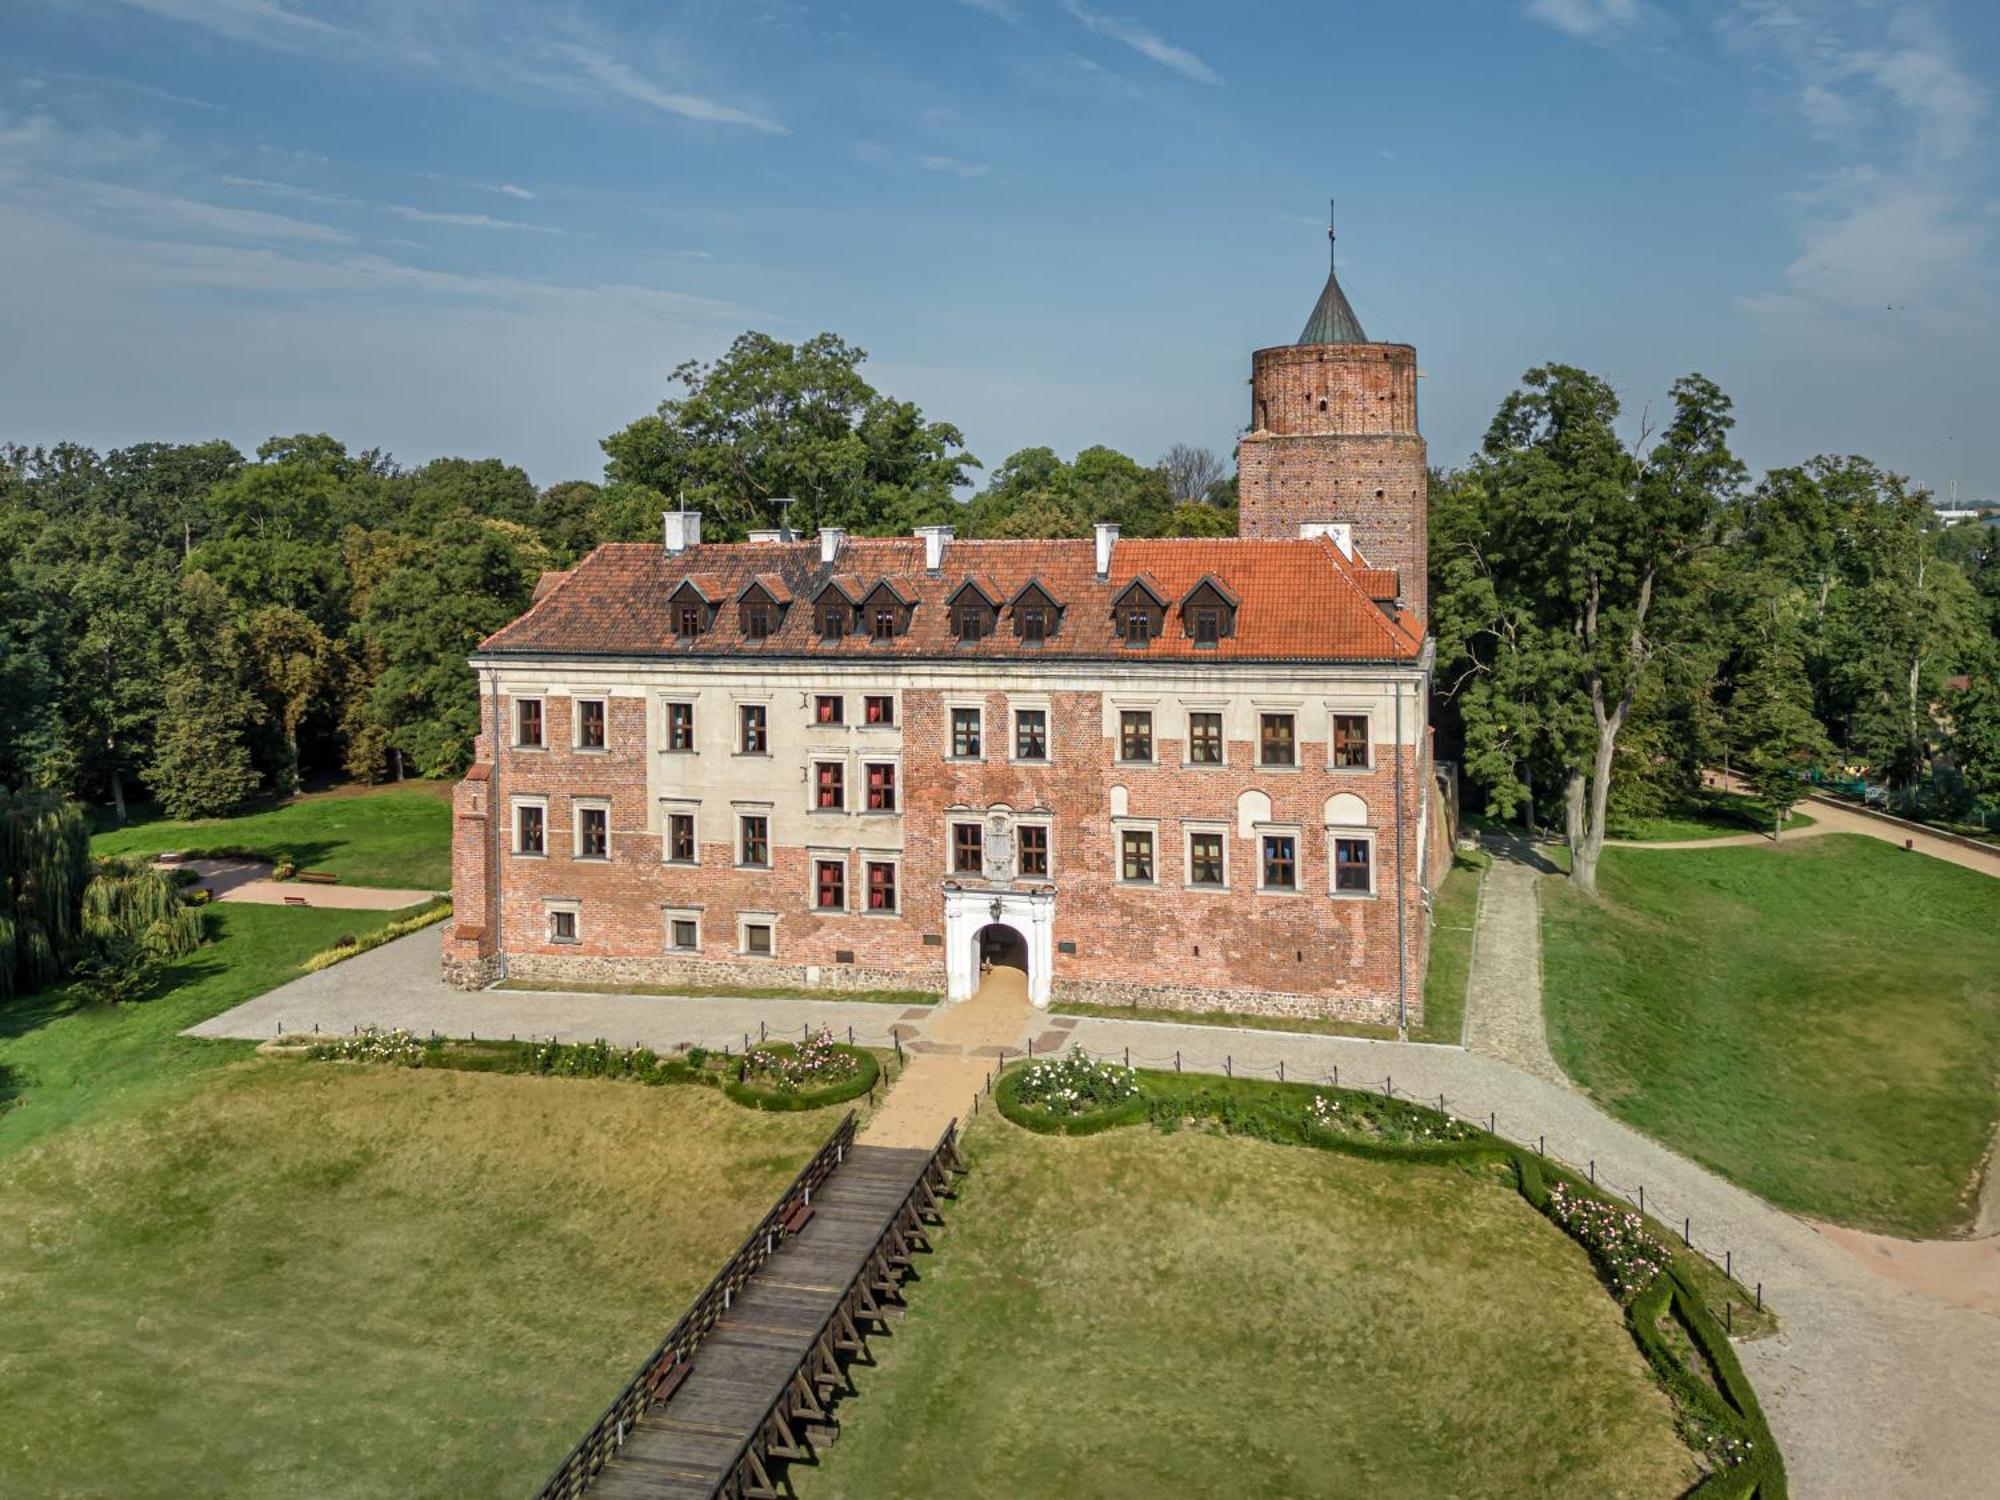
<box><xmin>479</xmin><ymin>535</ymin><xmax>1423</xmax><ymax>663</ymax></box>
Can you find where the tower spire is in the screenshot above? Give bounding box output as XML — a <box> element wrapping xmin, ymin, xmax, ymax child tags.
<box><xmin>1329</xmin><ymin>196</ymin><xmax>1336</xmax><ymax>270</ymax></box>
<box><xmin>1298</xmin><ymin>200</ymin><xmax>1367</xmax><ymax>345</ymax></box>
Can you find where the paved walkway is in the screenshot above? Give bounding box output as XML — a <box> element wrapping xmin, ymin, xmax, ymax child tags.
<box><xmin>863</xmin><ymin>965</ymin><xmax>1035</xmax><ymax>1147</ymax></box>
<box><xmin>169</xmin><ymin>857</ymin><xmax>436</xmax><ymax>910</ymax></box>
<box><xmin>1459</xmin><ymin>836</ymin><xmax>1566</xmax><ymax>1084</ymax></box>
<box><xmin>189</xmin><ymin>913</ymin><xmax>2000</xmax><ymax>1496</ymax></box>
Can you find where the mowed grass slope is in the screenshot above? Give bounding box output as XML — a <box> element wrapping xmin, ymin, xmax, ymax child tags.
<box><xmin>91</xmin><ymin>786</ymin><xmax>452</xmax><ymax>890</ymax></box>
<box><xmin>798</xmin><ymin>1123</ymin><xmax>1694</xmax><ymax>1500</ymax></box>
<box><xmin>1543</xmin><ymin>834</ymin><xmax>2000</xmax><ymax>1237</ymax></box>
<box><xmin>0</xmin><ymin>1065</ymin><xmax>829</xmax><ymax>1499</ymax></box>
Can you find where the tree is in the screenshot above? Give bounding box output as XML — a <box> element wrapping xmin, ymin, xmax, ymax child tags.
<box><xmin>1444</xmin><ymin>368</ymin><xmax>1744</xmax><ymax>892</ymax></box>
<box><xmin>0</xmin><ymin>788</ymin><xmax>90</xmax><ymax>998</ymax></box>
<box><xmin>601</xmin><ymin>332</ymin><xmax>976</xmax><ymax>538</ymax></box>
<box><xmin>244</xmin><ymin>605</ymin><xmax>333</xmax><ymax>790</ymax></box>
<box><xmin>1733</xmin><ymin>628</ymin><xmax>1831</xmax><ymax>835</ymax></box>
<box><xmin>146</xmin><ymin>575</ymin><xmax>264</xmax><ymax>818</ymax></box>
<box><xmin>1951</xmin><ymin>676</ymin><xmax>2000</xmax><ymax>804</ymax></box>
<box><xmin>1161</xmin><ymin>444</ymin><xmax>1227</xmax><ymax>505</ymax></box>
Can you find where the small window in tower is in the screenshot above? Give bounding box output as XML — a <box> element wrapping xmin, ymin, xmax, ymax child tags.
<box><xmin>1317</xmin><ymin>398</ymin><xmax>1328</xmax><ymax>412</ymax></box>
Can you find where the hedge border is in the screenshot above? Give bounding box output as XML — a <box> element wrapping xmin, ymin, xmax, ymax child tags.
<box><xmin>724</xmin><ymin>1043</ymin><xmax>882</xmax><ymax>1112</ymax></box>
<box><xmin>995</xmin><ymin>1065</ymin><xmax>1787</xmax><ymax>1498</ymax></box>
<box><xmin>300</xmin><ymin>898</ymin><xmax>452</xmax><ymax>972</ymax></box>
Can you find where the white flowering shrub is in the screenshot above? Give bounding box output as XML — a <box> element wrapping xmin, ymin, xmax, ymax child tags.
<box><xmin>1013</xmin><ymin>1050</ymin><xmax>1140</xmax><ymax>1118</ymax></box>
<box><xmin>1545</xmin><ymin>1181</ymin><xmax>1672</xmax><ymax>1299</ymax></box>
<box><xmin>741</xmin><ymin>1028</ymin><xmax>861</xmax><ymax>1094</ymax></box>
<box><xmin>306</xmin><ymin>1026</ymin><xmax>427</xmax><ymax>1067</ymax></box>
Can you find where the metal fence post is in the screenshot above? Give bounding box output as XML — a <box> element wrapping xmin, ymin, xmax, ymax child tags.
<box><xmin>1683</xmin><ymin>1217</ymin><xmax>1691</xmax><ymax>1247</ymax></box>
<box><xmin>760</xmin><ymin>1020</ymin><xmax>767</xmax><ymax>1042</ymax></box>
<box><xmin>1638</xmin><ymin>1185</ymin><xmax>1646</xmax><ymax>1215</ymax></box>
<box><xmin>1175</xmin><ymin>1050</ymin><xmax>1181</xmax><ymax>1073</ymax></box>
<box><xmin>1226</xmin><ymin>1055</ymin><xmax>1232</xmax><ymax>1078</ymax></box>
<box><xmin>1279</xmin><ymin>1059</ymin><xmax>1285</xmax><ymax>1083</ymax></box>
<box><xmin>1124</xmin><ymin>1046</ymin><xmax>1130</xmax><ymax>1069</ymax></box>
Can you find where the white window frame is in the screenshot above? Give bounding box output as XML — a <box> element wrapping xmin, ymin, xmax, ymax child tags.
<box><xmin>1010</xmin><ymin>703</ymin><xmax>1051</xmax><ymax>764</ymax></box>
<box><xmin>663</xmin><ymin>907</ymin><xmax>702</xmax><ymax>953</ymax></box>
<box><xmin>809</xmin><ymin>849</ymin><xmax>850</xmax><ymax>913</ymax></box>
<box><xmin>737</xmin><ymin>911</ymin><xmax>779</xmax><ymax>958</ymax></box>
<box><xmin>545</xmin><ymin>899</ymin><xmax>581</xmax><ymax>945</ymax></box>
<box><xmin>1328</xmin><ymin>827</ymin><xmax>1379</xmax><ymax>898</ymax></box>
<box><xmin>513</xmin><ymin>694</ymin><xmax>547</xmax><ymax>751</ymax></box>
<box><xmin>737</xmin><ymin>700</ymin><xmax>771</xmax><ymax>756</ymax></box>
<box><xmin>735</xmin><ymin>807</ymin><xmax>774</xmax><ymax>870</ymax></box>
<box><xmin>861</xmin><ymin>851</ymin><xmax>903</xmax><ymax>915</ymax></box>
<box><xmin>948</xmin><ymin>818</ymin><xmax>985</xmax><ymax>876</ymax></box>
<box><xmin>812</xmin><ymin>692</ymin><xmax>847</xmax><ymax>729</ymax></box>
<box><xmin>660</xmin><ymin>799</ymin><xmax>699</xmax><ymax>866</ymax></box>
<box><xmin>1182</xmin><ymin>702</ymin><xmax>1228</xmax><ymax>769</ymax></box>
<box><xmin>511</xmin><ymin>796</ymin><xmax>549</xmax><ymax>858</ymax></box>
<box><xmin>862</xmin><ymin>757</ymin><xmax>901</xmax><ymax>814</ymax></box>
<box><xmin>1113</xmin><ymin>818</ymin><xmax>1160</xmax><ymax>887</ymax></box>
<box><xmin>1326</xmin><ymin>704</ymin><xmax>1375</xmax><ymax>772</ymax></box>
<box><xmin>1115</xmin><ymin>707</ymin><xmax>1156</xmax><ymax>767</ymax></box>
<box><xmin>1015</xmin><ymin>817</ymin><xmax>1054</xmax><ymax>881</ymax></box>
<box><xmin>860</xmin><ymin>692</ymin><xmax>899</xmax><ymax>730</ymax></box>
<box><xmin>1183</xmin><ymin>821</ymin><xmax>1230</xmax><ymax>890</ymax></box>
<box><xmin>573</xmin><ymin>695</ymin><xmax>610</xmax><ymax>754</ymax></box>
<box><xmin>946</xmin><ymin>701</ymin><xmax>985</xmax><ymax>762</ymax></box>
<box><xmin>661</xmin><ymin>698</ymin><xmax>697</xmax><ymax>755</ymax></box>
<box><xmin>573</xmin><ymin>799</ymin><xmax>611</xmax><ymax>862</ymax></box>
<box><xmin>1256</xmin><ymin>709</ymin><xmax>1300</xmax><ymax>771</ymax></box>
<box><xmin>810</xmin><ymin>756</ymin><xmax>850</xmax><ymax>815</ymax></box>
<box><xmin>1256</xmin><ymin>825</ymin><xmax>1304</xmax><ymax>894</ymax></box>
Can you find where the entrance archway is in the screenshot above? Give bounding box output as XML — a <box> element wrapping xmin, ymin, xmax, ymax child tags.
<box><xmin>942</xmin><ymin>887</ymin><xmax>1054</xmax><ymax>1006</ymax></box>
<box><xmin>974</xmin><ymin>922</ymin><xmax>1028</xmax><ymax>977</ymax></box>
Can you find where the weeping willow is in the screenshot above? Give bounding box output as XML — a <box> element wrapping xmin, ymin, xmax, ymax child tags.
<box><xmin>1</xmin><ymin>790</ymin><xmax>205</xmax><ymax>1000</ymax></box>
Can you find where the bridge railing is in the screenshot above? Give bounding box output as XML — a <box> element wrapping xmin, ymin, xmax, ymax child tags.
<box><xmin>532</xmin><ymin>1110</ymin><xmax>859</xmax><ymax>1500</ymax></box>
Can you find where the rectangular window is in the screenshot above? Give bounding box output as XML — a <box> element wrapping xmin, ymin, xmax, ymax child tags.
<box><xmin>1334</xmin><ymin>836</ymin><xmax>1374</xmax><ymax>894</ymax></box>
<box><xmin>1125</xmin><ymin>609</ymin><xmax>1152</xmax><ymax>645</ymax></box>
<box><xmin>576</xmin><ymin>698</ymin><xmax>607</xmax><ymax>750</ymax></box>
<box><xmin>871</xmin><ymin>606</ymin><xmax>897</xmax><ymax>641</ymax></box>
<box><xmin>742</xmin><ymin>920</ymin><xmax>774</xmax><ymax>957</ymax></box>
<box><xmin>677</xmin><ymin>602</ymin><xmax>703</xmax><ymax>639</ymax></box>
<box><xmin>740</xmin><ymin>815</ymin><xmax>770</xmax><ymax>868</ymax></box>
<box><xmin>820</xmin><ymin>603</ymin><xmax>847</xmax><ymax>640</ymax></box>
<box><xmin>668</xmin><ymin>916</ymin><xmax>699</xmax><ymax>951</ymax></box>
<box><xmin>1188</xmin><ymin>711</ymin><xmax>1223</xmax><ymax>765</ymax></box>
<box><xmin>515</xmin><ymin>698</ymin><xmax>544</xmax><ymax>748</ymax></box>
<box><xmin>577</xmin><ymin>806</ymin><xmax>609</xmax><ymax>860</ymax></box>
<box><xmin>1193</xmin><ymin>608</ymin><xmax>1220</xmax><ymax>646</ymax></box>
<box><xmin>1018</xmin><ymin>825</ymin><xmax>1049</xmax><ymax>878</ymax></box>
<box><xmin>1262</xmin><ymin>834</ymin><xmax>1297</xmax><ymax>890</ymax></box>
<box><xmin>864</xmin><ymin>694</ymin><xmax>895</xmax><ymax>726</ymax></box>
<box><xmin>666</xmin><ymin>701</ymin><xmax>695</xmax><ymax>752</ymax></box>
<box><xmin>1119</xmin><ymin>710</ymin><xmax>1153</xmax><ymax>763</ymax></box>
<box><xmin>865</xmin><ymin>762</ymin><xmax>897</xmax><ymax>811</ymax></box>
<box><xmin>955</xmin><ymin>605</ymin><xmax>985</xmax><ymax>642</ymax></box>
<box><xmin>1014</xmin><ymin>708</ymin><xmax>1048</xmax><ymax>762</ymax></box>
<box><xmin>866</xmin><ymin>860</ymin><xmax>898</xmax><ymax>912</ymax></box>
<box><xmin>814</xmin><ymin>761</ymin><xmax>845</xmax><ymax>811</ymax></box>
<box><xmin>1259</xmin><ymin>713</ymin><xmax>1296</xmax><ymax>767</ymax></box>
<box><xmin>744</xmin><ymin>602</ymin><xmax>770</xmax><ymax>641</ymax></box>
<box><xmin>1189</xmin><ymin>831</ymin><xmax>1225</xmax><ymax>888</ymax></box>
<box><xmin>739</xmin><ymin>703</ymin><xmax>768</xmax><ymax>754</ymax></box>
<box><xmin>951</xmin><ymin>822</ymin><xmax>983</xmax><ymax>875</ymax></box>
<box><xmin>1120</xmin><ymin>829</ymin><xmax>1155</xmax><ymax>883</ymax></box>
<box><xmin>1020</xmin><ymin>606</ymin><xmax>1046</xmax><ymax>644</ymax></box>
<box><xmin>549</xmin><ymin>908</ymin><xmax>578</xmax><ymax>944</ymax></box>
<box><xmin>951</xmin><ymin>707</ymin><xmax>982</xmax><ymax>759</ymax></box>
<box><xmin>1332</xmin><ymin>713</ymin><xmax>1371</xmax><ymax>769</ymax></box>
<box><xmin>666</xmin><ymin>812</ymin><xmax>696</xmax><ymax>863</ymax></box>
<box><xmin>815</xmin><ymin>694</ymin><xmax>844</xmax><ymax>725</ymax></box>
<box><xmin>515</xmin><ymin>803</ymin><xmax>545</xmax><ymax>855</ymax></box>
<box><xmin>815</xmin><ymin>858</ymin><xmax>846</xmax><ymax>911</ymax></box>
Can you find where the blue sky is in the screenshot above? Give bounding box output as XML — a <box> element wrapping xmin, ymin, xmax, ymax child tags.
<box><xmin>4</xmin><ymin>0</ymin><xmax>1997</xmax><ymax>503</ymax></box>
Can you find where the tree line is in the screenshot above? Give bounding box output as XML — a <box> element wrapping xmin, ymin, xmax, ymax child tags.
<box><xmin>0</xmin><ymin>330</ymin><xmax>1236</xmax><ymax>822</ymax></box>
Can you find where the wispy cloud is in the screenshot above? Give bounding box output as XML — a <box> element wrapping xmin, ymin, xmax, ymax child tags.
<box><xmin>222</xmin><ymin>173</ymin><xmax>358</xmax><ymax>208</ymax></box>
<box><xmin>533</xmin><ymin>43</ymin><xmax>787</xmax><ymax>135</ymax></box>
<box><xmin>75</xmin><ymin>178</ymin><xmax>352</xmax><ymax>243</ymax></box>
<box><xmin>104</xmin><ymin>0</ymin><xmax>371</xmax><ymax>55</ymax></box>
<box><xmin>384</xmin><ymin>203</ymin><xmax>559</xmax><ymax>233</ymax></box>
<box><xmin>959</xmin><ymin>0</ymin><xmax>1025</xmax><ymax>26</ymax></box>
<box><xmin>1061</xmin><ymin>2</ymin><xmax>1218</xmax><ymax>84</ymax></box>
<box><xmin>481</xmin><ymin>182</ymin><xmax>536</xmax><ymax>200</ymax></box>
<box><xmin>918</xmin><ymin>154</ymin><xmax>990</xmax><ymax>179</ymax></box>
<box><xmin>38</xmin><ymin>70</ymin><xmax>222</xmax><ymax>111</ymax></box>
<box><xmin>1523</xmin><ymin>0</ymin><xmax>1640</xmax><ymax>40</ymax></box>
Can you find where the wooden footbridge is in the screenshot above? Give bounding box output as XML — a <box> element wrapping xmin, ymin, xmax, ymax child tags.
<box><xmin>533</xmin><ymin>1112</ymin><xmax>963</xmax><ymax>1500</ymax></box>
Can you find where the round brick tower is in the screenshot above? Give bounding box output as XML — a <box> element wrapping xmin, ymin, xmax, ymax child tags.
<box><xmin>1237</xmin><ymin>232</ymin><xmax>1428</xmax><ymax>619</ymax></box>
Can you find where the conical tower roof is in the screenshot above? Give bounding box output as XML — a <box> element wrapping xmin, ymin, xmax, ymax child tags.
<box><xmin>1298</xmin><ymin>264</ymin><xmax>1367</xmax><ymax>345</ymax></box>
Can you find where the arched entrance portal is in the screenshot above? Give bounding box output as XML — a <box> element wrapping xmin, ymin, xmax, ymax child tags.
<box><xmin>974</xmin><ymin>922</ymin><xmax>1028</xmax><ymax>977</ymax></box>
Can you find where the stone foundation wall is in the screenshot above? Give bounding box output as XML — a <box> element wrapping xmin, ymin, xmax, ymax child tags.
<box><xmin>498</xmin><ymin>950</ymin><xmax>943</xmax><ymax>998</ymax></box>
<box><xmin>1051</xmin><ymin>974</ymin><xmax>1407</xmax><ymax>1029</ymax></box>
<box><xmin>442</xmin><ymin>952</ymin><xmax>502</xmax><ymax>991</ymax></box>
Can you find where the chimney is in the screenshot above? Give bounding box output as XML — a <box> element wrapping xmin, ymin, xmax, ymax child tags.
<box><xmin>913</xmin><ymin>524</ymin><xmax>954</xmax><ymax>572</ymax></box>
<box><xmin>745</xmin><ymin>529</ymin><xmax>784</xmax><ymax>543</ymax></box>
<box><xmin>663</xmin><ymin>509</ymin><xmax>702</xmax><ymax>556</ymax></box>
<box><xmin>1093</xmin><ymin>522</ymin><xmax>1119</xmax><ymax>580</ymax></box>
<box><xmin>819</xmin><ymin>526</ymin><xmax>846</xmax><ymax>565</ymax></box>
<box><xmin>1298</xmin><ymin>520</ymin><xmax>1353</xmax><ymax>559</ymax></box>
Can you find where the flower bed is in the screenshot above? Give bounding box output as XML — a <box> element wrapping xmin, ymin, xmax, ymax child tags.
<box><xmin>1545</xmin><ymin>1180</ymin><xmax>1673</xmax><ymax>1300</ymax></box>
<box><xmin>301</xmin><ymin>1026</ymin><xmax>713</xmax><ymax>1087</ymax></box>
<box><xmin>725</xmin><ymin>1030</ymin><xmax>880</xmax><ymax>1112</ymax></box>
<box><xmin>996</xmin><ymin>1050</ymin><xmax>1145</xmax><ymax>1135</ymax></box>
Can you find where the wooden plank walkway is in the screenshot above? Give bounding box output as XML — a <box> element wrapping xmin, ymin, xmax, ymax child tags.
<box><xmin>585</xmin><ymin>1143</ymin><xmax>942</xmax><ymax>1499</ymax></box>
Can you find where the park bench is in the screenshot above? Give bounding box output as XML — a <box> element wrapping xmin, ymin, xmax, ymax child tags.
<box><xmin>296</xmin><ymin>870</ymin><xmax>340</xmax><ymax>885</ymax></box>
<box><xmin>779</xmin><ymin>1200</ymin><xmax>815</xmax><ymax>1236</ymax></box>
<box><xmin>646</xmin><ymin>1359</ymin><xmax>691</xmax><ymax>1404</ymax></box>
<box><xmin>283</xmin><ymin>896</ymin><xmax>309</xmax><ymax>907</ymax></box>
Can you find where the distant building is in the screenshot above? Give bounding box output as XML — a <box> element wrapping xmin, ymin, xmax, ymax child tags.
<box><xmin>445</xmin><ymin>240</ymin><xmax>1446</xmax><ymax>1027</ymax></box>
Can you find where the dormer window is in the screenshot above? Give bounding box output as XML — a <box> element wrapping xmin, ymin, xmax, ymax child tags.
<box><xmin>1193</xmin><ymin>609</ymin><xmax>1219</xmax><ymax>646</ymax></box>
<box><xmin>677</xmin><ymin>602</ymin><xmax>702</xmax><ymax>639</ymax></box>
<box><xmin>871</xmin><ymin>606</ymin><xmax>896</xmax><ymax>641</ymax></box>
<box><xmin>669</xmin><ymin>580</ymin><xmax>714</xmax><ymax>640</ymax></box>
<box><xmin>1008</xmin><ymin>581</ymin><xmax>1063</xmax><ymax>645</ymax></box>
<box><xmin>956</xmin><ymin>605</ymin><xmax>985</xmax><ymax>642</ymax></box>
<box><xmin>1125</xmin><ymin>609</ymin><xmax>1152</xmax><ymax>645</ymax></box>
<box><xmin>1020</xmin><ymin>607</ymin><xmax>1046</xmax><ymax>644</ymax></box>
<box><xmin>859</xmin><ymin>582</ymin><xmax>913</xmax><ymax>643</ymax></box>
<box><xmin>949</xmin><ymin>582</ymin><xmax>998</xmax><ymax>645</ymax></box>
<box><xmin>1179</xmin><ymin>577</ymin><xmax>1239</xmax><ymax>646</ymax></box>
<box><xmin>744</xmin><ymin>601</ymin><xmax>771</xmax><ymax>640</ymax></box>
<box><xmin>1112</xmin><ymin>580</ymin><xmax>1166</xmax><ymax>646</ymax></box>
<box><xmin>820</xmin><ymin>602</ymin><xmax>848</xmax><ymax>640</ymax></box>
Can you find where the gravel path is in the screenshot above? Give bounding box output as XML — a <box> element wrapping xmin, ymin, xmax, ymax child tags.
<box><xmin>1460</xmin><ymin>835</ymin><xmax>1566</xmax><ymax>1084</ymax></box>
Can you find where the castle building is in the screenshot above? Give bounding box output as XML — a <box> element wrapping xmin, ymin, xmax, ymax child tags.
<box><xmin>444</xmin><ymin>244</ymin><xmax>1443</xmax><ymax>1027</ymax></box>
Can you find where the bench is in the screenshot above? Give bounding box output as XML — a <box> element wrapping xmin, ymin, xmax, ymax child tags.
<box><xmin>296</xmin><ymin>870</ymin><xmax>340</xmax><ymax>886</ymax></box>
<box><xmin>779</xmin><ymin>1200</ymin><xmax>815</xmax><ymax>1236</ymax></box>
<box><xmin>646</xmin><ymin>1359</ymin><xmax>691</xmax><ymax>1404</ymax></box>
<box><xmin>283</xmin><ymin>896</ymin><xmax>309</xmax><ymax>907</ymax></box>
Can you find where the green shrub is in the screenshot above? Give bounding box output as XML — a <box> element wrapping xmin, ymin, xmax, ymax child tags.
<box><xmin>725</xmin><ymin>1038</ymin><xmax>879</xmax><ymax>1111</ymax></box>
<box><xmin>299</xmin><ymin>899</ymin><xmax>451</xmax><ymax>972</ymax></box>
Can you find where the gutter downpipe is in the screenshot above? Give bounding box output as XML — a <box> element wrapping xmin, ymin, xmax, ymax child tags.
<box><xmin>485</xmin><ymin>660</ymin><xmax>508</xmax><ymax>984</ymax></box>
<box><xmin>1394</xmin><ymin>676</ymin><xmax>1408</xmax><ymax>1040</ymax></box>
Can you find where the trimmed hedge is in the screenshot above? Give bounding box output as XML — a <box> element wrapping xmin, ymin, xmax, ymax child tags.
<box><xmin>994</xmin><ymin>1064</ymin><xmax>1788</xmax><ymax>1498</ymax></box>
<box><xmin>301</xmin><ymin>1029</ymin><xmax>720</xmax><ymax>1089</ymax></box>
<box><xmin>300</xmin><ymin>898</ymin><xmax>452</xmax><ymax>972</ymax></box>
<box><xmin>724</xmin><ymin>1043</ymin><xmax>881</xmax><ymax>1112</ymax></box>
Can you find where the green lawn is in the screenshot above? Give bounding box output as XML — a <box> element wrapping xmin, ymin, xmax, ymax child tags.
<box><xmin>0</xmin><ymin>1063</ymin><xmax>828</xmax><ymax>1498</ymax></box>
<box><xmin>1418</xmin><ymin>846</ymin><xmax>1488</xmax><ymax>1043</ymax></box>
<box><xmin>1608</xmin><ymin>789</ymin><xmax>1814</xmax><ymax>843</ymax></box>
<box><xmin>1047</xmin><ymin>997</ymin><xmax>1397</xmax><ymax>1041</ymax></box>
<box><xmin>797</xmin><ymin>1121</ymin><xmax>1694</xmax><ymax>1499</ymax></box>
<box><xmin>1543</xmin><ymin>834</ymin><xmax>2000</xmax><ymax>1237</ymax></box>
<box><xmin>0</xmin><ymin>903</ymin><xmax>407</xmax><ymax>1165</ymax></box>
<box><xmin>90</xmin><ymin>786</ymin><xmax>452</xmax><ymax>889</ymax></box>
